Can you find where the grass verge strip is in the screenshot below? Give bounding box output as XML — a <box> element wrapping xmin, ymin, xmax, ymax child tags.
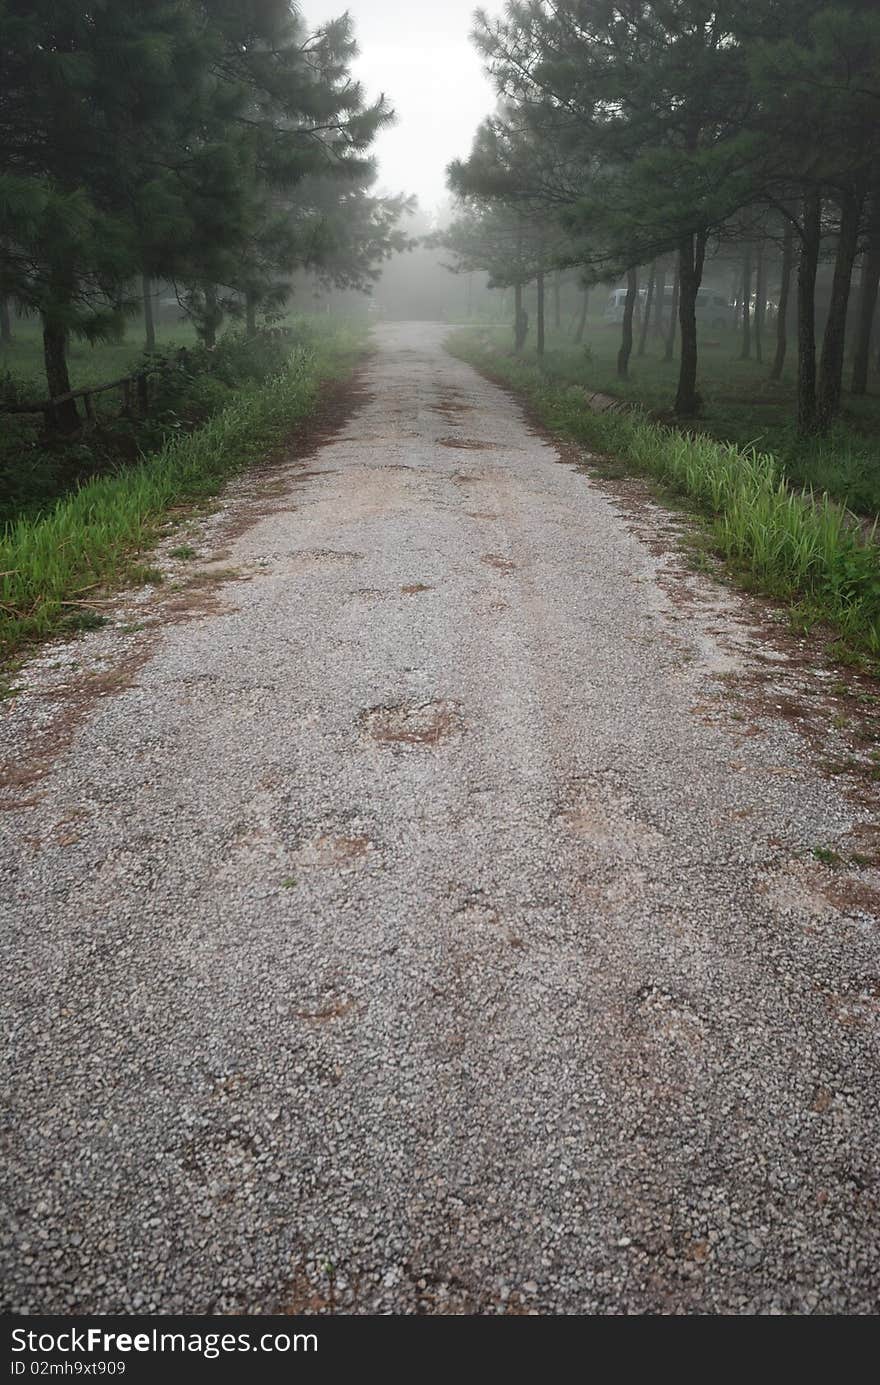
<box><xmin>1</xmin><ymin>336</ymin><xmax>358</xmax><ymax>655</ymax></box>
<box><xmin>448</xmin><ymin>332</ymin><xmax>880</xmax><ymax>661</ymax></box>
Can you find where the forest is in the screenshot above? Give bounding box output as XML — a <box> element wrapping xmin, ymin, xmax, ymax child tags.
<box><xmin>443</xmin><ymin>1</ymin><xmax>880</xmax><ymax>446</ymax></box>
<box><xmin>0</xmin><ymin>1</ymin><xmax>411</xmax><ymax>524</ymax></box>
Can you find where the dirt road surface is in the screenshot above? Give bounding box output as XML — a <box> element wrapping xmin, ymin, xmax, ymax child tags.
<box><xmin>2</xmin><ymin>323</ymin><xmax>879</xmax><ymax>1314</ymax></box>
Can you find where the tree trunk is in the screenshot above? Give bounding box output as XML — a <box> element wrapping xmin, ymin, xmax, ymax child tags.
<box><xmin>0</xmin><ymin>295</ymin><xmax>12</xmax><ymax>346</ymax></box>
<box><xmin>637</xmin><ymin>262</ymin><xmax>656</xmax><ymax>356</ymax></box>
<box><xmin>553</xmin><ymin>269</ymin><xmax>561</xmax><ymax>331</ymax></box>
<box><xmin>574</xmin><ymin>286</ymin><xmax>589</xmax><ymax>343</ymax></box>
<box><xmin>203</xmin><ymin>284</ymin><xmax>218</xmax><ymax>350</ymax></box>
<box><xmin>245</xmin><ymin>291</ymin><xmax>258</xmax><ymax>338</ymax></box>
<box><xmin>770</xmin><ymin>221</ymin><xmax>794</xmax><ymax>382</ymax></box>
<box><xmin>42</xmin><ymin>317</ymin><xmax>79</xmax><ymax>431</ymax></box>
<box><xmin>536</xmin><ymin>271</ymin><xmax>546</xmax><ymax>362</ymax></box>
<box><xmin>674</xmin><ymin>231</ymin><xmax>706</xmax><ymax>416</ymax></box>
<box><xmin>817</xmin><ymin>189</ymin><xmax>862</xmax><ymax>430</ymax></box>
<box><xmin>754</xmin><ymin>240</ymin><xmax>765</xmax><ymax>364</ymax></box>
<box><xmin>664</xmin><ymin>265</ymin><xmax>680</xmax><ymax>361</ymax></box>
<box><xmin>513</xmin><ymin>282</ymin><xmax>527</xmax><ymax>353</ymax></box>
<box><xmin>739</xmin><ymin>243</ymin><xmax>752</xmax><ymax>360</ymax></box>
<box><xmin>142</xmin><ymin>274</ymin><xmax>156</xmax><ymax>353</ymax></box>
<box><xmin>796</xmin><ymin>191</ymin><xmax>821</xmax><ymax>436</ymax></box>
<box><xmin>851</xmin><ymin>198</ymin><xmax>880</xmax><ymax>395</ymax></box>
<box><xmin>616</xmin><ymin>267</ymin><xmax>638</xmax><ymax>378</ymax></box>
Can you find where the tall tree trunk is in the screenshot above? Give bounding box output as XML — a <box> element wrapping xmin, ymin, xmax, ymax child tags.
<box><xmin>42</xmin><ymin>317</ymin><xmax>79</xmax><ymax>431</ymax></box>
<box><xmin>536</xmin><ymin>271</ymin><xmax>545</xmax><ymax>362</ymax></box>
<box><xmin>513</xmin><ymin>282</ymin><xmax>526</xmax><ymax>353</ymax></box>
<box><xmin>553</xmin><ymin>269</ymin><xmax>561</xmax><ymax>331</ymax></box>
<box><xmin>817</xmin><ymin>189</ymin><xmax>862</xmax><ymax>430</ymax></box>
<box><xmin>739</xmin><ymin>243</ymin><xmax>752</xmax><ymax>360</ymax></box>
<box><xmin>616</xmin><ymin>267</ymin><xmax>638</xmax><ymax>378</ymax></box>
<box><xmin>637</xmin><ymin>261</ymin><xmax>656</xmax><ymax>356</ymax></box>
<box><xmin>573</xmin><ymin>286</ymin><xmax>589</xmax><ymax>343</ymax></box>
<box><xmin>852</xmin><ymin>197</ymin><xmax>880</xmax><ymax>395</ymax></box>
<box><xmin>674</xmin><ymin>231</ymin><xmax>707</xmax><ymax>416</ymax></box>
<box><xmin>203</xmin><ymin>284</ymin><xmax>219</xmax><ymax>350</ymax></box>
<box><xmin>245</xmin><ymin>291</ymin><xmax>258</xmax><ymax>338</ymax></box>
<box><xmin>142</xmin><ymin>274</ymin><xmax>156</xmax><ymax>353</ymax></box>
<box><xmin>796</xmin><ymin>191</ymin><xmax>821</xmax><ymax>436</ymax></box>
<box><xmin>771</xmin><ymin>221</ymin><xmax>794</xmax><ymax>381</ymax></box>
<box><xmin>0</xmin><ymin>295</ymin><xmax>12</xmax><ymax>346</ymax></box>
<box><xmin>664</xmin><ymin>264</ymin><xmax>680</xmax><ymax>361</ymax></box>
<box><xmin>754</xmin><ymin>240</ymin><xmax>765</xmax><ymax>364</ymax></box>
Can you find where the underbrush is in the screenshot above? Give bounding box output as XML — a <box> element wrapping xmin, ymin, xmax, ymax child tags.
<box><xmin>0</xmin><ymin>329</ymin><xmax>310</xmax><ymax>524</ymax></box>
<box><xmin>448</xmin><ymin>331</ymin><xmax>880</xmax><ymax>662</ymax></box>
<box><xmin>0</xmin><ymin>323</ymin><xmax>364</xmax><ymax>654</ymax></box>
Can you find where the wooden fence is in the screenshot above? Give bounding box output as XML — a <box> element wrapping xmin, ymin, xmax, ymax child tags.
<box><xmin>0</xmin><ymin>371</ymin><xmax>153</xmax><ymax>430</ymax></box>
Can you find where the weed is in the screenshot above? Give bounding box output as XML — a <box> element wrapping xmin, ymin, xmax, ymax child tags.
<box><xmin>169</xmin><ymin>544</ymin><xmax>197</xmax><ymax>560</ymax></box>
<box><xmin>62</xmin><ymin>610</ymin><xmax>108</xmax><ymax>633</ymax></box>
<box><xmin>813</xmin><ymin>846</ymin><xmax>844</xmax><ymax>866</ymax></box>
<box><xmin>128</xmin><ymin>566</ymin><xmax>164</xmax><ymax>586</ymax></box>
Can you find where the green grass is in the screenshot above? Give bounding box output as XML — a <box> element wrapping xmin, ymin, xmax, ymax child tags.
<box><xmin>0</xmin><ymin>322</ymin><xmax>365</xmax><ymax>655</ymax></box>
<box><xmin>0</xmin><ymin>318</ymin><xmax>200</xmax><ymax>396</ymax></box>
<box><xmin>470</xmin><ymin>320</ymin><xmax>880</xmax><ymax>517</ymax></box>
<box><xmin>448</xmin><ymin>329</ymin><xmax>880</xmax><ymax>662</ymax></box>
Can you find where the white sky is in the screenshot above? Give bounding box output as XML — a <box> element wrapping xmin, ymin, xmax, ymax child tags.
<box><xmin>303</xmin><ymin>2</ymin><xmax>497</xmax><ymax>215</ymax></box>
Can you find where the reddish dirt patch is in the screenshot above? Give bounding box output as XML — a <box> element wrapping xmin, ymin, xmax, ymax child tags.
<box><xmin>481</xmin><ymin>553</ymin><xmax>516</xmax><ymax>573</ymax></box>
<box><xmin>296</xmin><ymin>995</ymin><xmax>358</xmax><ymax>1023</ymax></box>
<box><xmin>0</xmin><ymin>646</ymin><xmax>151</xmax><ymax>807</ymax></box>
<box><xmin>820</xmin><ymin>877</ymin><xmax>880</xmax><ymax>917</ymax></box>
<box><xmin>401</xmin><ymin>583</ymin><xmax>432</xmax><ymax>595</ymax></box>
<box><xmin>299</xmin><ymin>834</ymin><xmax>373</xmax><ymax>867</ymax></box>
<box><xmin>360</xmin><ymin>699</ymin><xmax>463</xmax><ymax>747</ymax></box>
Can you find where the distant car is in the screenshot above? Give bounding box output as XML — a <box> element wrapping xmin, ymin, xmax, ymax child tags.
<box><xmin>604</xmin><ymin>285</ymin><xmax>736</xmax><ymax>330</ymax></box>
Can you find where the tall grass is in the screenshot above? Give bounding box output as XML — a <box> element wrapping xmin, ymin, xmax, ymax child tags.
<box><xmin>467</xmin><ymin>321</ymin><xmax>880</xmax><ymax>517</ymax></box>
<box><xmin>449</xmin><ymin>332</ymin><xmax>880</xmax><ymax>659</ymax></box>
<box><xmin>1</xmin><ymin>330</ymin><xmax>362</xmax><ymax>654</ymax></box>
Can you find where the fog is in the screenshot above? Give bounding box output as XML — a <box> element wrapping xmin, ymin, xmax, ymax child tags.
<box><xmin>303</xmin><ymin>1</ymin><xmax>494</xmax><ymax>213</ymax></box>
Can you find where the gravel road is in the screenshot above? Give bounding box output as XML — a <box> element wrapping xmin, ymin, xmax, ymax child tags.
<box><xmin>2</xmin><ymin>322</ymin><xmax>879</xmax><ymax>1315</ymax></box>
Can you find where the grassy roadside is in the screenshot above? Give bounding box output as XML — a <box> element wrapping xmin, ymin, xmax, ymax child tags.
<box><xmin>447</xmin><ymin>330</ymin><xmax>880</xmax><ymax>665</ymax></box>
<box><xmin>0</xmin><ymin>323</ymin><xmax>365</xmax><ymax>657</ymax></box>
<box><xmin>466</xmin><ymin>321</ymin><xmax>880</xmax><ymax>517</ymax></box>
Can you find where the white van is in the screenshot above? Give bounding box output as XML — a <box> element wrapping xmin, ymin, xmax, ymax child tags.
<box><xmin>604</xmin><ymin>285</ymin><xmax>736</xmax><ymax>329</ymax></box>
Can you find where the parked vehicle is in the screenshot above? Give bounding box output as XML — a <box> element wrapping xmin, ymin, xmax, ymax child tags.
<box><xmin>604</xmin><ymin>285</ymin><xmax>736</xmax><ymax>329</ymax></box>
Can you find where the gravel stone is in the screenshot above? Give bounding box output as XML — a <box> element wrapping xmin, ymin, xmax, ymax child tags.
<box><xmin>1</xmin><ymin>323</ymin><xmax>878</xmax><ymax>1315</ymax></box>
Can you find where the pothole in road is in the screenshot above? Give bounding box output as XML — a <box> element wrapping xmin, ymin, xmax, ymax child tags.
<box><xmin>432</xmin><ymin>396</ymin><xmax>474</xmax><ymax>417</ymax></box>
<box><xmin>296</xmin><ymin>833</ymin><xmax>376</xmax><ymax>868</ymax></box>
<box><xmin>438</xmin><ymin>436</ymin><xmax>500</xmax><ymax>451</ymax></box>
<box><xmin>453</xmin><ymin>890</ymin><xmax>500</xmax><ymax>926</ymax></box>
<box><xmin>360</xmin><ymin>699</ymin><xmax>463</xmax><ymax>747</ymax></box>
<box><xmin>291</xmin><ymin>548</ymin><xmax>364</xmax><ymax>565</ymax></box>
